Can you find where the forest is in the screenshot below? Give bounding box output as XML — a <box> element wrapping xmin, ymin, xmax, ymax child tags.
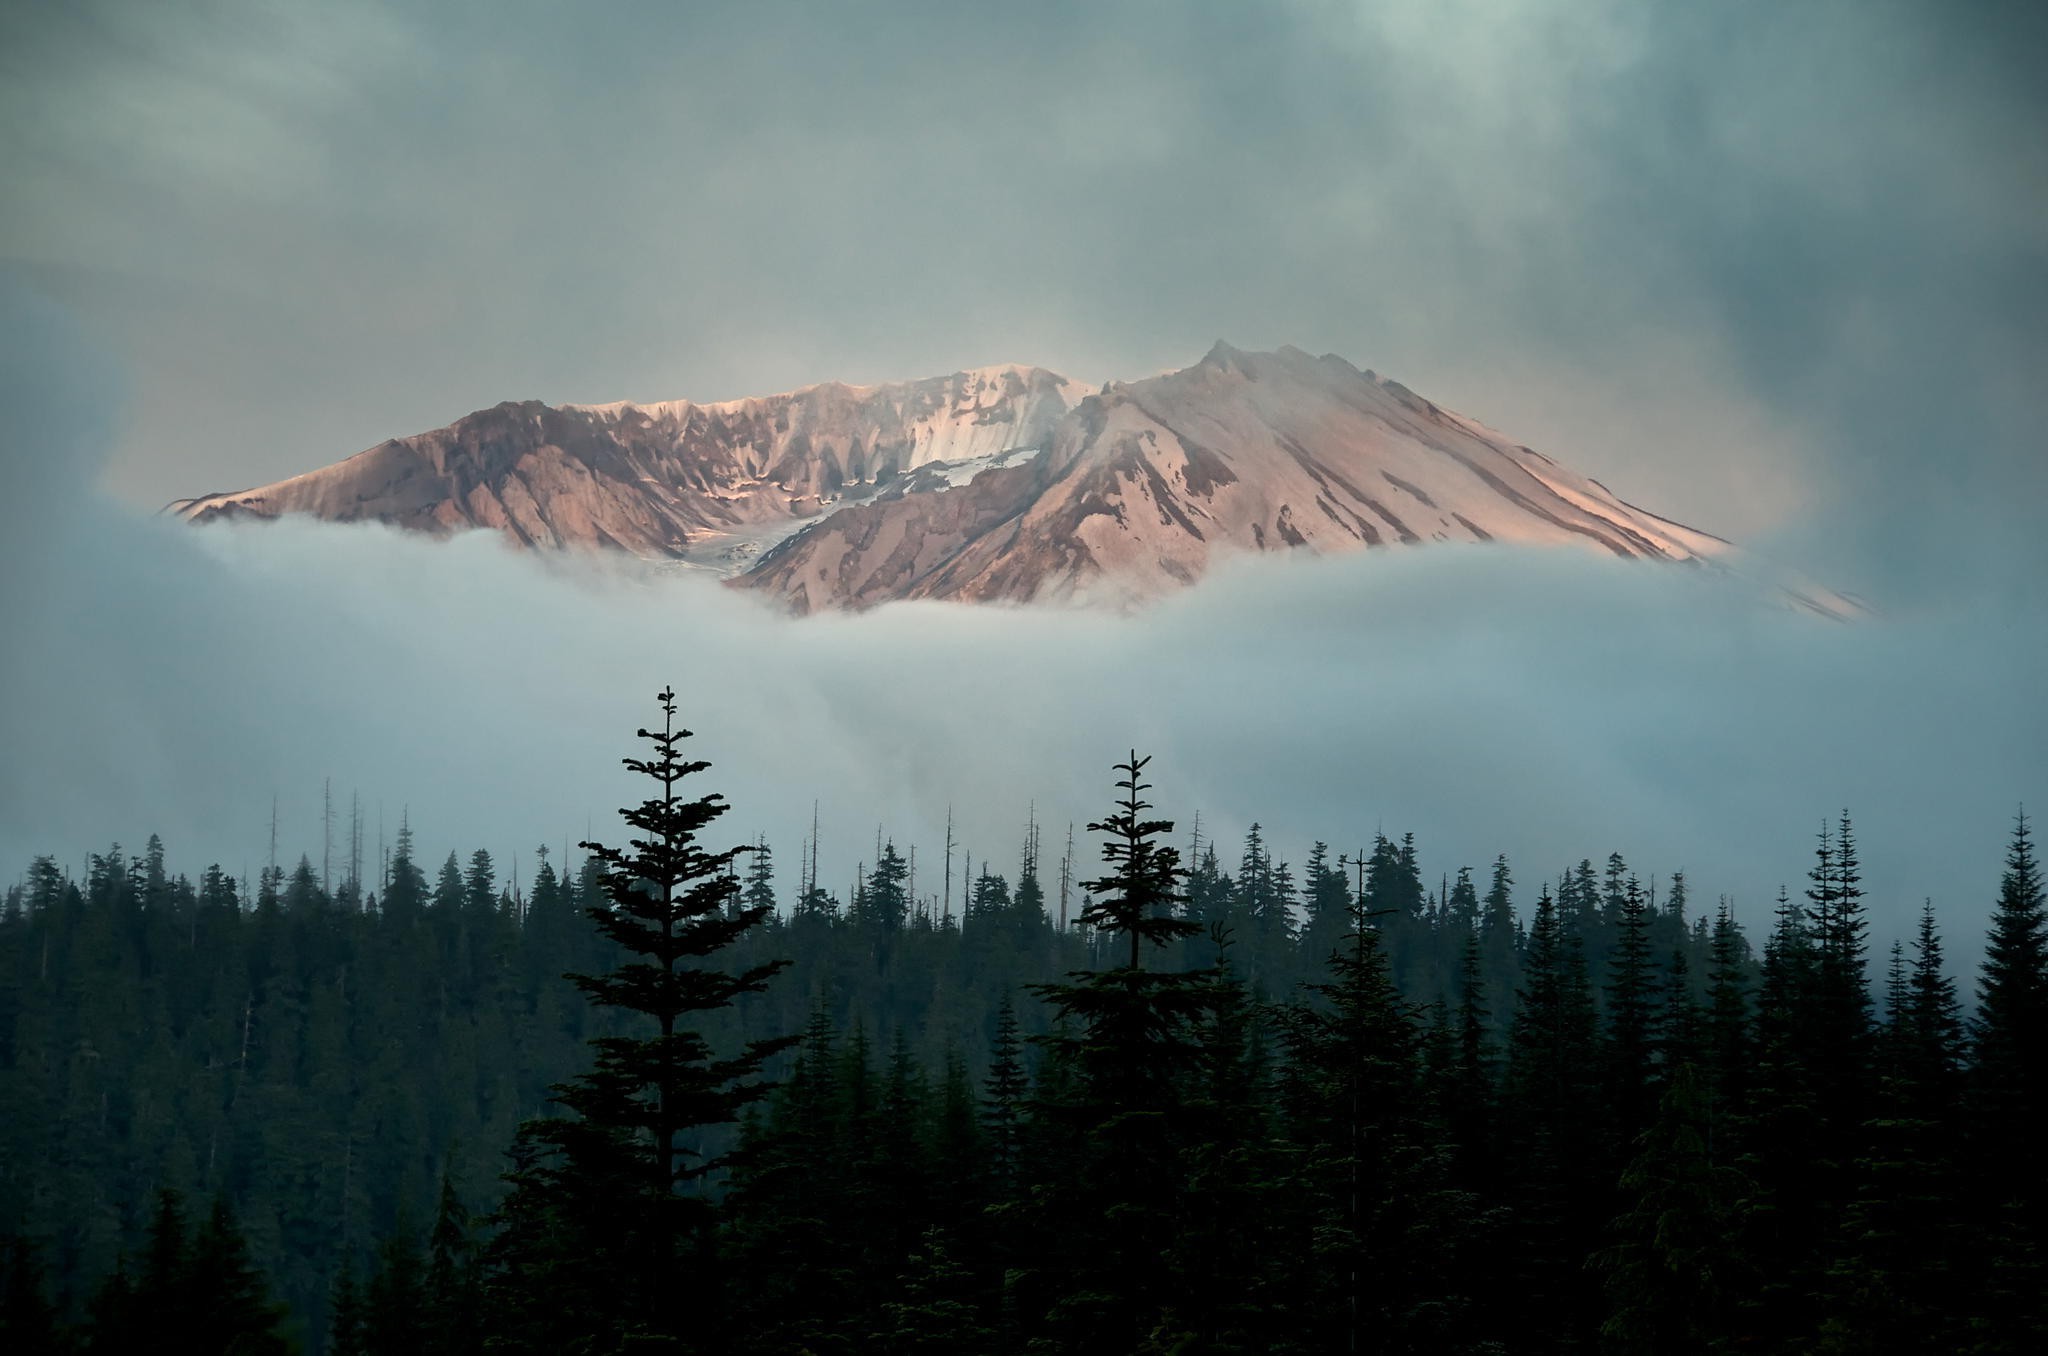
<box><xmin>1</xmin><ymin>690</ymin><xmax>2043</xmax><ymax>1354</ymax></box>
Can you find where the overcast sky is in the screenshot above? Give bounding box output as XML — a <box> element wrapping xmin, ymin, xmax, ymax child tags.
<box><xmin>2</xmin><ymin>1</ymin><xmax>2043</xmax><ymax>959</ymax></box>
<box><xmin>6</xmin><ymin>0</ymin><xmax>2043</xmax><ymax>590</ymax></box>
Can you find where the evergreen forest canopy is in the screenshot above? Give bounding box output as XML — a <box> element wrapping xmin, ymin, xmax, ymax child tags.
<box><xmin>1</xmin><ymin>691</ymin><xmax>2044</xmax><ymax>1354</ymax></box>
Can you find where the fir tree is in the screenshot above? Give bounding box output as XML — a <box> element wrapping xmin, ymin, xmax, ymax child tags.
<box><xmin>382</xmin><ymin>815</ymin><xmax>428</xmax><ymax>925</ymax></box>
<box><xmin>1808</xmin><ymin>814</ymin><xmax>1874</xmax><ymax>1138</ymax></box>
<box><xmin>1444</xmin><ymin>931</ymin><xmax>1497</xmax><ymax>1194</ymax></box>
<box><xmin>982</xmin><ymin>995</ymin><xmax>1028</xmax><ymax>1194</ymax></box>
<box><xmin>89</xmin><ymin>1192</ymin><xmax>289</xmax><ymax>1354</ymax></box>
<box><xmin>1026</xmin><ymin>752</ymin><xmax>1215</xmax><ymax>1352</ymax></box>
<box><xmin>1505</xmin><ymin>884</ymin><xmax>1602</xmax><ymax>1349</ymax></box>
<box><xmin>724</xmin><ymin>1005</ymin><xmax>854</xmax><ymax>1353</ymax></box>
<box><xmin>855</xmin><ymin>843</ymin><xmax>910</xmax><ymax>932</ymax></box>
<box><xmin>0</xmin><ymin>1237</ymin><xmax>65</xmax><ymax>1356</ymax></box>
<box><xmin>1820</xmin><ymin>905</ymin><xmax>1967</xmax><ymax>1354</ymax></box>
<box><xmin>426</xmin><ymin>1168</ymin><xmax>479</xmax><ymax>1356</ymax></box>
<box><xmin>871</xmin><ymin>1228</ymin><xmax>997</xmax><ymax>1355</ymax></box>
<box><xmin>1606</xmin><ymin>873</ymin><xmax>1660</xmax><ymax>1143</ymax></box>
<box><xmin>1276</xmin><ymin>863</ymin><xmax>1486</xmax><ymax>1352</ymax></box>
<box><xmin>1300</xmin><ymin>841</ymin><xmax>1351</xmax><ymax>961</ymax></box>
<box><xmin>1732</xmin><ymin>885</ymin><xmax>1828</xmax><ymax>1349</ymax></box>
<box><xmin>741</xmin><ymin>837</ymin><xmax>776</xmax><ymax>921</ymax></box>
<box><xmin>1597</xmin><ymin>1064</ymin><xmax>1738</xmax><ymax>1355</ymax></box>
<box><xmin>464</xmin><ymin>849</ymin><xmax>498</xmax><ymax>918</ymax></box>
<box><xmin>1968</xmin><ymin>811</ymin><xmax>2048</xmax><ymax>1347</ymax></box>
<box><xmin>328</xmin><ymin>1258</ymin><xmax>366</xmax><ymax>1356</ymax></box>
<box><xmin>483</xmin><ymin>687</ymin><xmax>792</xmax><ymax>1352</ymax></box>
<box><xmin>1972</xmin><ymin>811</ymin><xmax>2046</xmax><ymax>1176</ymax></box>
<box><xmin>1703</xmin><ymin>900</ymin><xmax>1751</xmax><ymax>1121</ymax></box>
<box><xmin>363</xmin><ymin>1216</ymin><xmax>430</xmax><ymax>1354</ymax></box>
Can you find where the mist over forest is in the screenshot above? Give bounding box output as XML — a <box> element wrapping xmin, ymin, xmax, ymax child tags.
<box><xmin>5</xmin><ymin>1</ymin><xmax>2045</xmax><ymax>1351</ymax></box>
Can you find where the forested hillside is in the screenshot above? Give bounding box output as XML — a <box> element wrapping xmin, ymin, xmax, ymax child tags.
<box><xmin>2</xmin><ymin>706</ymin><xmax>2042</xmax><ymax>1353</ymax></box>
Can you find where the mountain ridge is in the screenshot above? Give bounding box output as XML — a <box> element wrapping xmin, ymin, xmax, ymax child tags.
<box><xmin>170</xmin><ymin>344</ymin><xmax>1855</xmax><ymax>617</ymax></box>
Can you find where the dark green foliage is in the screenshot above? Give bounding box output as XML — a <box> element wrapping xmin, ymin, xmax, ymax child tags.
<box><xmin>5</xmin><ymin>782</ymin><xmax>2039</xmax><ymax>1354</ymax></box>
<box><xmin>1818</xmin><ymin>908</ymin><xmax>1969</xmax><ymax>1354</ymax></box>
<box><xmin>855</xmin><ymin>843</ymin><xmax>911</xmax><ymax>932</ymax></box>
<box><xmin>1597</xmin><ymin>1064</ymin><xmax>1738</xmax><ymax>1355</ymax></box>
<box><xmin>1703</xmin><ymin>899</ymin><xmax>1751</xmax><ymax>1118</ymax></box>
<box><xmin>482</xmin><ymin>687</ymin><xmax>792</xmax><ymax>1352</ymax></box>
<box><xmin>327</xmin><ymin>1261</ymin><xmax>363</xmax><ymax>1356</ymax></box>
<box><xmin>361</xmin><ymin>1215</ymin><xmax>427</xmax><ymax>1354</ymax></box>
<box><xmin>0</xmin><ymin>1236</ymin><xmax>67</xmax><ymax>1356</ymax></box>
<box><xmin>1606</xmin><ymin>873</ymin><xmax>1660</xmax><ymax>1143</ymax></box>
<box><xmin>981</xmin><ymin>996</ymin><xmax>1027</xmax><ymax>1191</ymax></box>
<box><xmin>88</xmin><ymin>1191</ymin><xmax>291</xmax><ymax>1354</ymax></box>
<box><xmin>1024</xmin><ymin>752</ymin><xmax>1223</xmax><ymax>1352</ymax></box>
<box><xmin>1273</xmin><ymin>877</ymin><xmax>1488</xmax><ymax>1353</ymax></box>
<box><xmin>870</xmin><ymin>1228</ymin><xmax>997</xmax><ymax>1355</ymax></box>
<box><xmin>1967</xmin><ymin>812</ymin><xmax>2048</xmax><ymax>1348</ymax></box>
<box><xmin>1505</xmin><ymin>885</ymin><xmax>1604</xmax><ymax>1348</ymax></box>
<box><xmin>1972</xmin><ymin>812</ymin><xmax>2047</xmax><ymax>1172</ymax></box>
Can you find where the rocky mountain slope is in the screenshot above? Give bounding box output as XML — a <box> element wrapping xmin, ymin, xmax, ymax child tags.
<box><xmin>171</xmin><ymin>365</ymin><xmax>1086</xmax><ymax>570</ymax></box>
<box><xmin>171</xmin><ymin>344</ymin><xmax>1852</xmax><ymax>616</ymax></box>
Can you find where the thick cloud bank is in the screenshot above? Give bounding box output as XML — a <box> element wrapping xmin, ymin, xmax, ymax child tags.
<box><xmin>2</xmin><ymin>292</ymin><xmax>2038</xmax><ymax>968</ymax></box>
<box><xmin>5</xmin><ymin>0</ymin><xmax>2044</xmax><ymax>607</ymax></box>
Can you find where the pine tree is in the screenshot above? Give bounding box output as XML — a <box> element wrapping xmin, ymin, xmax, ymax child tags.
<box><xmin>855</xmin><ymin>843</ymin><xmax>910</xmax><ymax>932</ymax></box>
<box><xmin>929</xmin><ymin>1045</ymin><xmax>986</xmax><ymax>1241</ymax></box>
<box><xmin>1703</xmin><ymin>900</ymin><xmax>1751</xmax><ymax>1121</ymax></box>
<box><xmin>89</xmin><ymin>1192</ymin><xmax>289</xmax><ymax>1354</ymax></box>
<box><xmin>871</xmin><ymin>1228</ymin><xmax>997</xmax><ymax>1355</ymax></box>
<box><xmin>1164</xmin><ymin>925</ymin><xmax>1283</xmax><ymax>1349</ymax></box>
<box><xmin>1732</xmin><ymin>885</ymin><xmax>1828</xmax><ymax>1349</ymax></box>
<box><xmin>742</xmin><ymin>837</ymin><xmax>776</xmax><ymax>920</ymax></box>
<box><xmin>1012</xmin><ymin>823</ymin><xmax>1049</xmax><ymax>940</ymax></box>
<box><xmin>1026</xmin><ymin>751</ymin><xmax>1215</xmax><ymax>1352</ymax></box>
<box><xmin>1300</xmin><ymin>841</ymin><xmax>1351</xmax><ymax>962</ymax></box>
<box><xmin>0</xmin><ymin>1237</ymin><xmax>65</xmax><ymax>1356</ymax></box>
<box><xmin>1809</xmin><ymin>814</ymin><xmax>1874</xmax><ymax>1138</ymax></box>
<box><xmin>1606</xmin><ymin>873</ymin><xmax>1660</xmax><ymax>1144</ymax></box>
<box><xmin>1968</xmin><ymin>811</ymin><xmax>2048</xmax><ymax>1348</ymax></box>
<box><xmin>1477</xmin><ymin>853</ymin><xmax>1519</xmax><ymax>1030</ymax></box>
<box><xmin>1972</xmin><ymin>811</ymin><xmax>2046</xmax><ymax>1178</ymax></box>
<box><xmin>1820</xmin><ymin>904</ymin><xmax>1969</xmax><ymax>1353</ymax></box>
<box><xmin>363</xmin><ymin>1215</ymin><xmax>429</xmax><ymax>1354</ymax></box>
<box><xmin>724</xmin><ymin>1005</ymin><xmax>854</xmax><ymax>1353</ymax></box>
<box><xmin>426</xmin><ymin>1168</ymin><xmax>479</xmax><ymax>1356</ymax></box>
<box><xmin>464</xmin><ymin>849</ymin><xmax>498</xmax><ymax>918</ymax></box>
<box><xmin>329</xmin><ymin>1257</ymin><xmax>366</xmax><ymax>1356</ymax></box>
<box><xmin>483</xmin><ymin>687</ymin><xmax>792</xmax><ymax>1352</ymax></box>
<box><xmin>1505</xmin><ymin>884</ymin><xmax>1602</xmax><ymax>1349</ymax></box>
<box><xmin>1276</xmin><ymin>862</ymin><xmax>1486</xmax><ymax>1352</ymax></box>
<box><xmin>982</xmin><ymin>995</ymin><xmax>1028</xmax><ymax>1194</ymax></box>
<box><xmin>1444</xmin><ymin>931</ymin><xmax>1497</xmax><ymax>1194</ymax></box>
<box><xmin>1597</xmin><ymin>1065</ymin><xmax>1738</xmax><ymax>1355</ymax></box>
<box><xmin>382</xmin><ymin>815</ymin><xmax>428</xmax><ymax>925</ymax></box>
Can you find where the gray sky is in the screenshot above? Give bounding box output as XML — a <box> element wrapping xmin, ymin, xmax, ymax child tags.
<box><xmin>5</xmin><ymin>0</ymin><xmax>2042</xmax><ymax>594</ymax></box>
<box><xmin>2</xmin><ymin>1</ymin><xmax>2044</xmax><ymax>961</ymax></box>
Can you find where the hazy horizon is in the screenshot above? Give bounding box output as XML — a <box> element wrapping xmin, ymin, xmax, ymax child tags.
<box><xmin>4</xmin><ymin>0</ymin><xmax>2044</xmax><ymax>968</ymax></box>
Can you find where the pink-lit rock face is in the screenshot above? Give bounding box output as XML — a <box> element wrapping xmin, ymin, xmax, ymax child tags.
<box><xmin>169</xmin><ymin>363</ymin><xmax>1084</xmax><ymax>564</ymax></box>
<box><xmin>170</xmin><ymin>344</ymin><xmax>1857</xmax><ymax>618</ymax></box>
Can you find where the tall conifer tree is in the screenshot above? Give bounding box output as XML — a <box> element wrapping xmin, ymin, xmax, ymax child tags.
<box><xmin>1027</xmin><ymin>752</ymin><xmax>1215</xmax><ymax>1351</ymax></box>
<box><xmin>483</xmin><ymin>687</ymin><xmax>791</xmax><ymax>1352</ymax></box>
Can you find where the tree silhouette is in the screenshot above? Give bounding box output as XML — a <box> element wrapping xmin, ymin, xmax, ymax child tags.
<box><xmin>484</xmin><ymin>686</ymin><xmax>791</xmax><ymax>1351</ymax></box>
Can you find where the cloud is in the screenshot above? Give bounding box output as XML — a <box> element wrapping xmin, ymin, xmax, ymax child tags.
<box><xmin>3</xmin><ymin>4</ymin><xmax>2042</xmax><ymax>975</ymax></box>
<box><xmin>2</xmin><ymin>283</ymin><xmax>2038</xmax><ymax>975</ymax></box>
<box><xmin>2</xmin><ymin>0</ymin><xmax>2041</xmax><ymax>606</ymax></box>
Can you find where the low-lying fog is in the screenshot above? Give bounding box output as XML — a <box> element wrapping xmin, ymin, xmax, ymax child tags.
<box><xmin>4</xmin><ymin>297</ymin><xmax>2038</xmax><ymax>972</ymax></box>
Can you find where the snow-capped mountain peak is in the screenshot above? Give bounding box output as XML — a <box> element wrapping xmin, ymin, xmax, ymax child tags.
<box><xmin>170</xmin><ymin>346</ymin><xmax>1857</xmax><ymax>617</ymax></box>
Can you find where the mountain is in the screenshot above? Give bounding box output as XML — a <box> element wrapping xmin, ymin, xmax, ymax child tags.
<box><xmin>171</xmin><ymin>344</ymin><xmax>1854</xmax><ymax>616</ymax></box>
<box><xmin>171</xmin><ymin>364</ymin><xmax>1087</xmax><ymax>571</ymax></box>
